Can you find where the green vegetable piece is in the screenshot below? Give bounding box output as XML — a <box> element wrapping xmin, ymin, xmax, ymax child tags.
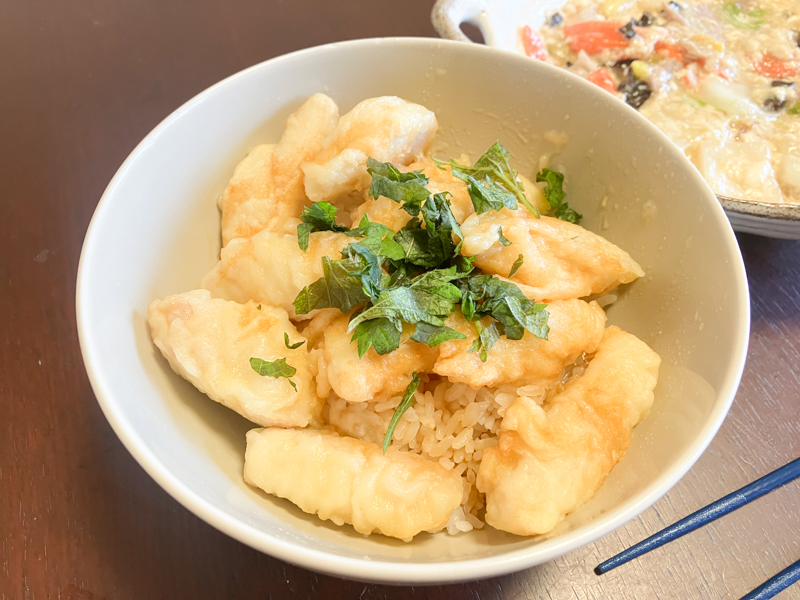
<box><xmin>367</xmin><ymin>158</ymin><xmax>430</xmax><ymax>214</ymax></box>
<box><xmin>469</xmin><ymin>321</ymin><xmax>501</xmax><ymax>362</ymax></box>
<box><xmin>297</xmin><ymin>201</ymin><xmax>350</xmax><ymax>251</ymax></box>
<box><xmin>554</xmin><ymin>203</ymin><xmax>583</xmax><ymax>224</ymax></box>
<box><xmin>347</xmin><ymin>266</ymin><xmax>466</xmax><ymax>333</ymax></box>
<box><xmin>283</xmin><ymin>332</ymin><xmax>305</xmax><ymax>350</ymax></box>
<box><xmin>498</xmin><ymin>227</ymin><xmax>512</xmax><ymax>247</ymax></box>
<box><xmin>249</xmin><ymin>357</ymin><xmax>297</xmax><ymax>390</ymax></box>
<box><xmin>508</xmin><ymin>253</ymin><xmax>524</xmax><ymax>277</ymax></box>
<box><xmin>382</xmin><ymin>373</ymin><xmax>421</xmax><ymax>453</ymax></box>
<box><xmin>536</xmin><ymin>168</ymin><xmax>582</xmax><ymax>224</ymax></box>
<box><xmin>439</xmin><ymin>142</ymin><xmax>540</xmax><ymax>216</ymax></box>
<box><xmin>788</xmin><ymin>102</ymin><xmax>800</xmax><ymax>116</ymax></box>
<box><xmin>293</xmin><ymin>256</ymin><xmax>371</xmax><ymax>315</ymax></box>
<box><xmin>256</xmin><ymin>304</ymin><xmax>261</xmax><ymax>310</ymax></box>
<box><xmin>410</xmin><ymin>323</ymin><xmax>466</xmax><ymax>347</ymax></box>
<box><xmin>719</xmin><ymin>3</ymin><xmax>765</xmax><ymax>29</ymax></box>
<box><xmin>350</xmin><ymin>317</ymin><xmax>402</xmax><ymax>357</ymax></box>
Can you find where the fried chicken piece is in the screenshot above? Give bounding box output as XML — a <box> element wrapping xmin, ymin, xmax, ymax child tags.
<box><xmin>477</xmin><ymin>326</ymin><xmax>660</xmax><ymax>536</ymax></box>
<box><xmin>244</xmin><ymin>428</ymin><xmax>463</xmax><ymax>540</ymax></box>
<box><xmin>220</xmin><ymin>93</ymin><xmax>339</xmax><ymax>245</ymax></box>
<box><xmin>199</xmin><ymin>227</ymin><xmax>350</xmax><ymax>320</ymax></box>
<box><xmin>318</xmin><ymin>313</ymin><xmax>439</xmax><ymax>403</ymax></box>
<box><xmin>433</xmin><ymin>300</ymin><xmax>607</xmax><ymax>390</ymax></box>
<box><xmin>148</xmin><ymin>290</ymin><xmax>322</xmax><ymax>428</ymax></box>
<box><xmin>302</xmin><ymin>97</ymin><xmax>437</xmax><ymax>203</ymax></box>
<box><xmin>460</xmin><ymin>210</ymin><xmax>644</xmax><ymax>301</ymax></box>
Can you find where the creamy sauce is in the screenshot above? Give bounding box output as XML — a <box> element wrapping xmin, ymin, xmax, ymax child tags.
<box><xmin>527</xmin><ymin>0</ymin><xmax>800</xmax><ymax>204</ymax></box>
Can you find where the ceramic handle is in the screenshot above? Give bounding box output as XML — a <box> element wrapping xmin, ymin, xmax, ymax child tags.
<box><xmin>431</xmin><ymin>0</ymin><xmax>486</xmax><ymax>43</ymax></box>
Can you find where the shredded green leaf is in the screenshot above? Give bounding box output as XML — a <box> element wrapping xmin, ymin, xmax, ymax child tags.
<box><xmin>439</xmin><ymin>142</ymin><xmax>540</xmax><ymax>216</ymax></box>
<box><xmin>498</xmin><ymin>227</ymin><xmax>512</xmax><ymax>247</ymax></box>
<box><xmin>509</xmin><ymin>254</ymin><xmax>524</xmax><ymax>278</ymax></box>
<box><xmin>383</xmin><ymin>373</ymin><xmax>421</xmax><ymax>453</ymax></box>
<box><xmin>410</xmin><ymin>323</ymin><xmax>467</xmax><ymax>347</ymax></box>
<box><xmin>788</xmin><ymin>102</ymin><xmax>800</xmax><ymax>116</ymax></box>
<box><xmin>294</xmin><ymin>148</ymin><xmax>553</xmax><ymax>362</ymax></box>
<box><xmin>249</xmin><ymin>357</ymin><xmax>298</xmax><ymax>390</ymax></box>
<box><xmin>283</xmin><ymin>332</ymin><xmax>305</xmax><ymax>350</ymax></box>
<box><xmin>469</xmin><ymin>321</ymin><xmax>501</xmax><ymax>362</ymax></box>
<box><xmin>297</xmin><ymin>202</ymin><xmax>350</xmax><ymax>251</ymax></box>
<box><xmin>719</xmin><ymin>3</ymin><xmax>766</xmax><ymax>29</ymax></box>
<box><xmin>367</xmin><ymin>158</ymin><xmax>430</xmax><ymax>214</ymax></box>
<box><xmin>536</xmin><ymin>168</ymin><xmax>583</xmax><ymax>224</ymax></box>
<box><xmin>293</xmin><ymin>256</ymin><xmax>371</xmax><ymax>315</ymax></box>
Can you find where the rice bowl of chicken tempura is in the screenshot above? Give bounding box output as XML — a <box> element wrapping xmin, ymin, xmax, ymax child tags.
<box><xmin>77</xmin><ymin>38</ymin><xmax>749</xmax><ymax>583</ymax></box>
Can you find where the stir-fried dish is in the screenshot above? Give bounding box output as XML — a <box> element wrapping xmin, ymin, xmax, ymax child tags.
<box><xmin>148</xmin><ymin>94</ymin><xmax>660</xmax><ymax>540</ymax></box>
<box><xmin>523</xmin><ymin>0</ymin><xmax>800</xmax><ymax>204</ymax></box>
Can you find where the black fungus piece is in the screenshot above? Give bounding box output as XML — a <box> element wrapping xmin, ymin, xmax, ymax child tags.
<box><xmin>612</xmin><ymin>58</ymin><xmax>635</xmax><ymax>82</ymax></box>
<box><xmin>618</xmin><ymin>80</ymin><xmax>652</xmax><ymax>110</ymax></box>
<box><xmin>566</xmin><ymin>61</ymin><xmax>573</xmax><ymax>67</ymax></box>
<box><xmin>548</xmin><ymin>12</ymin><xmax>563</xmax><ymax>27</ymax></box>
<box><xmin>772</xmin><ymin>80</ymin><xmax>796</xmax><ymax>88</ymax></box>
<box><xmin>764</xmin><ymin>97</ymin><xmax>787</xmax><ymax>112</ymax></box>
<box><xmin>619</xmin><ymin>19</ymin><xmax>637</xmax><ymax>39</ymax></box>
<box><xmin>636</xmin><ymin>12</ymin><xmax>655</xmax><ymax>26</ymax></box>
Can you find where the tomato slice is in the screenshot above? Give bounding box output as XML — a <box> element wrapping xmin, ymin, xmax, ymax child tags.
<box><xmin>754</xmin><ymin>53</ymin><xmax>799</xmax><ymax>79</ymax></box>
<box><xmin>587</xmin><ymin>68</ymin><xmax>618</xmax><ymax>93</ymax></box>
<box><xmin>563</xmin><ymin>21</ymin><xmax>630</xmax><ymax>55</ymax></box>
<box><xmin>521</xmin><ymin>25</ymin><xmax>549</xmax><ymax>61</ymax></box>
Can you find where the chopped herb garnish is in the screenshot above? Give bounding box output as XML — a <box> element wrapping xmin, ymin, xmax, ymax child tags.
<box><xmin>249</xmin><ymin>357</ymin><xmax>297</xmax><ymax>390</ymax></box>
<box><xmin>498</xmin><ymin>226</ymin><xmax>512</xmax><ymax>247</ymax></box>
<box><xmin>536</xmin><ymin>168</ymin><xmax>583</xmax><ymax>223</ymax></box>
<box><xmin>509</xmin><ymin>254</ymin><xmax>524</xmax><ymax>278</ymax></box>
<box><xmin>293</xmin><ymin>256</ymin><xmax>371</xmax><ymax>315</ymax></box>
<box><xmin>410</xmin><ymin>323</ymin><xmax>466</xmax><ymax>347</ymax></box>
<box><xmin>297</xmin><ymin>201</ymin><xmax>350</xmax><ymax>251</ymax></box>
<box><xmin>788</xmin><ymin>102</ymin><xmax>800</xmax><ymax>116</ymax></box>
<box><xmin>283</xmin><ymin>332</ymin><xmax>305</xmax><ymax>350</ymax></box>
<box><xmin>439</xmin><ymin>142</ymin><xmax>540</xmax><ymax>216</ymax></box>
<box><xmin>256</xmin><ymin>304</ymin><xmax>261</xmax><ymax>310</ymax></box>
<box><xmin>295</xmin><ymin>150</ymin><xmax>552</xmax><ymax>361</ymax></box>
<box><xmin>469</xmin><ymin>321</ymin><xmax>501</xmax><ymax>362</ymax></box>
<box><xmin>383</xmin><ymin>373</ymin><xmax>421</xmax><ymax>452</ymax></box>
<box><xmin>367</xmin><ymin>158</ymin><xmax>430</xmax><ymax>214</ymax></box>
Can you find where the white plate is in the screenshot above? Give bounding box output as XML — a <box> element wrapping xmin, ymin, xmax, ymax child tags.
<box><xmin>432</xmin><ymin>0</ymin><xmax>800</xmax><ymax>239</ymax></box>
<box><xmin>76</xmin><ymin>37</ymin><xmax>749</xmax><ymax>584</ymax></box>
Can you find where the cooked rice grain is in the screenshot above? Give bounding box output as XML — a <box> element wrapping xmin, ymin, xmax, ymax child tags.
<box><xmin>324</xmin><ymin>376</ymin><xmax>548</xmax><ymax>531</ymax></box>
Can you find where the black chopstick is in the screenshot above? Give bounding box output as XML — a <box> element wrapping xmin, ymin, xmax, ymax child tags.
<box><xmin>740</xmin><ymin>558</ymin><xmax>800</xmax><ymax>600</ymax></box>
<box><xmin>595</xmin><ymin>457</ymin><xmax>800</xmax><ymax>575</ymax></box>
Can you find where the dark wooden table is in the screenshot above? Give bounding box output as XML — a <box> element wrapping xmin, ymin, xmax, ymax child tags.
<box><xmin>3</xmin><ymin>1</ymin><xmax>800</xmax><ymax>598</ymax></box>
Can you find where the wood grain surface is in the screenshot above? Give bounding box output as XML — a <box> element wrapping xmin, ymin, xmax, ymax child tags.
<box><xmin>2</xmin><ymin>0</ymin><xmax>799</xmax><ymax>598</ymax></box>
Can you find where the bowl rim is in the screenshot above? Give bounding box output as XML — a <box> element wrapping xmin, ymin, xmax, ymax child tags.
<box><xmin>431</xmin><ymin>0</ymin><xmax>800</xmax><ymax>223</ymax></box>
<box><xmin>76</xmin><ymin>36</ymin><xmax>751</xmax><ymax>584</ymax></box>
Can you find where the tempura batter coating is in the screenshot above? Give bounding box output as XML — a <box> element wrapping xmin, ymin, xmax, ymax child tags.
<box><xmin>199</xmin><ymin>227</ymin><xmax>351</xmax><ymax>320</ymax></box>
<box><xmin>460</xmin><ymin>210</ymin><xmax>644</xmax><ymax>301</ymax></box>
<box><xmin>220</xmin><ymin>93</ymin><xmax>340</xmax><ymax>245</ymax></box>
<box><xmin>320</xmin><ymin>313</ymin><xmax>439</xmax><ymax>403</ymax></box>
<box><xmin>302</xmin><ymin>97</ymin><xmax>437</xmax><ymax>203</ymax></box>
<box><xmin>148</xmin><ymin>290</ymin><xmax>322</xmax><ymax>428</ymax></box>
<box><xmin>433</xmin><ymin>300</ymin><xmax>606</xmax><ymax>389</ymax></box>
<box><xmin>477</xmin><ymin>326</ymin><xmax>660</xmax><ymax>536</ymax></box>
<box><xmin>244</xmin><ymin>428</ymin><xmax>463</xmax><ymax>540</ymax></box>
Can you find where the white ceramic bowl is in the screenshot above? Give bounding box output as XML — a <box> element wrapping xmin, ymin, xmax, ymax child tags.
<box><xmin>76</xmin><ymin>37</ymin><xmax>750</xmax><ymax>584</ymax></box>
<box><xmin>432</xmin><ymin>0</ymin><xmax>800</xmax><ymax>239</ymax></box>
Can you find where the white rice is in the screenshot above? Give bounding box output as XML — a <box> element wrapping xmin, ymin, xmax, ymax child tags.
<box><xmin>323</xmin><ymin>374</ymin><xmax>548</xmax><ymax>533</ymax></box>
